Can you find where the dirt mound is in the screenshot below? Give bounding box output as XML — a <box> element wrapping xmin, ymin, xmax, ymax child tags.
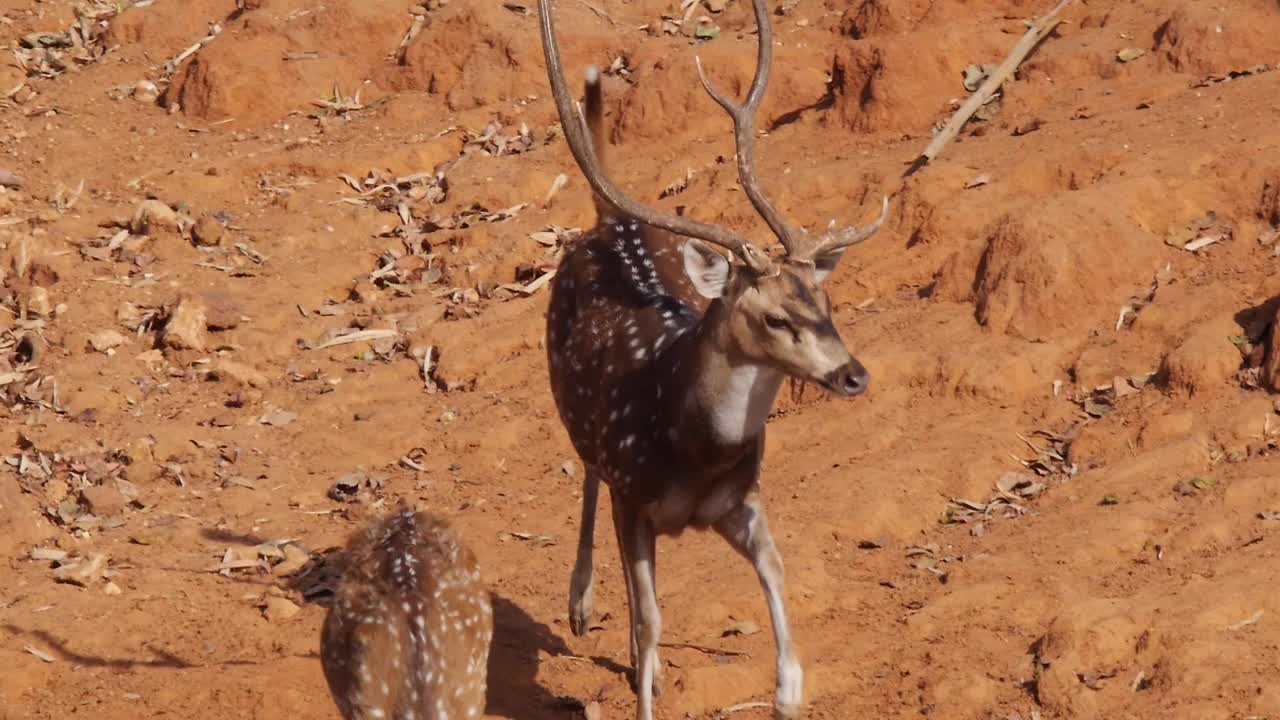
<box><xmin>165</xmin><ymin>1</ymin><xmax>406</xmax><ymax>121</ymax></box>
<box><xmin>1154</xmin><ymin>1</ymin><xmax>1280</xmax><ymax>76</ymax></box>
<box><xmin>968</xmin><ymin>192</ymin><xmax>1161</xmax><ymax>342</ymax></box>
<box><xmin>386</xmin><ymin>3</ymin><xmax>547</xmax><ymax>112</ymax></box>
<box><xmin>831</xmin><ymin>22</ymin><xmax>1011</xmax><ymax>135</ymax></box>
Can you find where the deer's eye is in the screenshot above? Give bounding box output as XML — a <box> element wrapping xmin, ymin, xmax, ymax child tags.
<box><xmin>764</xmin><ymin>314</ymin><xmax>791</xmax><ymax>331</ymax></box>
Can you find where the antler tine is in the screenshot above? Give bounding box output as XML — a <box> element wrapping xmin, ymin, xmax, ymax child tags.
<box><xmin>538</xmin><ymin>0</ymin><xmax>772</xmax><ymax>273</ymax></box>
<box><xmin>694</xmin><ymin>0</ymin><xmax>797</xmax><ymax>253</ymax></box>
<box><xmin>805</xmin><ymin>196</ymin><xmax>890</xmax><ymax>259</ymax></box>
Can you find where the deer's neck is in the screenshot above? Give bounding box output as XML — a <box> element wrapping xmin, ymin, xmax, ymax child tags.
<box><xmin>677</xmin><ymin>300</ymin><xmax>782</xmax><ymax>450</ymax></box>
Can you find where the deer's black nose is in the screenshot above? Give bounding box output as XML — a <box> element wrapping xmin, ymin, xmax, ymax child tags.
<box><xmin>830</xmin><ymin>359</ymin><xmax>869</xmax><ymax>397</ymax></box>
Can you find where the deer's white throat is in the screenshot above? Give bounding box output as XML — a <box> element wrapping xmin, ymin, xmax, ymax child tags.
<box><xmin>702</xmin><ymin>364</ymin><xmax>784</xmax><ymax>446</ymax></box>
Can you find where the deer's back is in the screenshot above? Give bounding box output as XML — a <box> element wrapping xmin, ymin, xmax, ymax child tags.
<box><xmin>321</xmin><ymin>509</ymin><xmax>492</xmax><ymax>720</ymax></box>
<box><xmin>545</xmin><ymin>221</ymin><xmax>715</xmax><ymax>494</ymax></box>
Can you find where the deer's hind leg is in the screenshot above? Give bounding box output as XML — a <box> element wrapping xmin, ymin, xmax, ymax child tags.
<box><xmin>569</xmin><ymin>466</ymin><xmax>601</xmax><ymax>636</ymax></box>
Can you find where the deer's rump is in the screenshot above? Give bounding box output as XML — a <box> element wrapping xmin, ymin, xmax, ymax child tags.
<box><xmin>544</xmin><ymin>228</ymin><xmax>713</xmax><ymax>499</ymax></box>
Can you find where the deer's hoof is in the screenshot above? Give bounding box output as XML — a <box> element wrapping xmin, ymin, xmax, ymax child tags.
<box><xmin>568</xmin><ymin>586</ymin><xmax>593</xmax><ymax>637</ymax></box>
<box><xmin>626</xmin><ymin>669</ymin><xmax>664</xmax><ymax>697</ymax></box>
<box><xmin>568</xmin><ymin>604</ymin><xmax>591</xmax><ymax>638</ymax></box>
<box><xmin>773</xmin><ymin>702</ymin><xmax>804</xmax><ymax>720</ymax></box>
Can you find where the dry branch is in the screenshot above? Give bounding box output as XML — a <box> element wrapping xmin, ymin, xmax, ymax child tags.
<box><xmin>906</xmin><ymin>0</ymin><xmax>1073</xmax><ymax>175</ymax></box>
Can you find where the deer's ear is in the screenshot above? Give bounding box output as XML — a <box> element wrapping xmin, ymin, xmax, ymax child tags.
<box><xmin>812</xmin><ymin>247</ymin><xmax>848</xmax><ymax>284</ymax></box>
<box><xmin>683</xmin><ymin>239</ymin><xmax>731</xmax><ymax>298</ymax></box>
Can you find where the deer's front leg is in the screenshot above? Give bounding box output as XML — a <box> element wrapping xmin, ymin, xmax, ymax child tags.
<box><xmin>569</xmin><ymin>467</ymin><xmax>601</xmax><ymax>636</ymax></box>
<box><xmin>614</xmin><ymin>500</ymin><xmax>661</xmax><ymax>720</ymax></box>
<box><xmin>714</xmin><ymin>491</ymin><xmax>803</xmax><ymax>720</ymax></box>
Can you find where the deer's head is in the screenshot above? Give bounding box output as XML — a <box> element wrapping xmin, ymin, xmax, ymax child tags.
<box><xmin>540</xmin><ymin>0</ymin><xmax>888</xmax><ymax>398</ymax></box>
<box><xmin>682</xmin><ymin>234</ymin><xmax>877</xmax><ymax>396</ymax></box>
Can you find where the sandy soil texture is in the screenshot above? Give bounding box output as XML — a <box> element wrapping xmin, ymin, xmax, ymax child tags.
<box><xmin>1</xmin><ymin>1</ymin><xmax>1279</xmax><ymax>719</ymax></box>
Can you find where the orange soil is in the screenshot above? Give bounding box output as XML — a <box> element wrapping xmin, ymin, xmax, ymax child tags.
<box><xmin>1</xmin><ymin>1</ymin><xmax>1279</xmax><ymax>719</ymax></box>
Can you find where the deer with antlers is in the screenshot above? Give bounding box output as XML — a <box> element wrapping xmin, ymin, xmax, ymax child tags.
<box><xmin>539</xmin><ymin>0</ymin><xmax>888</xmax><ymax>718</ymax></box>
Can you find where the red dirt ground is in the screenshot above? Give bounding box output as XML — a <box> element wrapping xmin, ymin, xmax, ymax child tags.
<box><xmin>2</xmin><ymin>1</ymin><xmax>1279</xmax><ymax>719</ymax></box>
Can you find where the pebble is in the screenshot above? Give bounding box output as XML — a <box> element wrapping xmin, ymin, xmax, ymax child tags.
<box><xmin>163</xmin><ymin>294</ymin><xmax>208</xmax><ymax>351</ymax></box>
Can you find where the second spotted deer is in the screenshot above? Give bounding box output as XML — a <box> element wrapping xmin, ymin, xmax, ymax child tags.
<box><xmin>539</xmin><ymin>0</ymin><xmax>889</xmax><ymax>718</ymax></box>
<box><xmin>320</xmin><ymin>507</ymin><xmax>493</xmax><ymax>720</ymax></box>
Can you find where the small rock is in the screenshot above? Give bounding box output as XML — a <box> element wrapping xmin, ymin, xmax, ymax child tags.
<box><xmin>81</xmin><ymin>484</ymin><xmax>128</xmax><ymax>517</ymax></box>
<box><xmin>0</xmin><ymin>169</ymin><xmax>24</xmax><ymax>189</ymax></box>
<box><xmin>163</xmin><ymin>295</ymin><xmax>208</xmax><ymax>351</ymax></box>
<box><xmin>26</xmin><ymin>286</ymin><xmax>52</xmax><ymax>318</ymax></box>
<box><xmin>259</xmin><ymin>406</ymin><xmax>298</xmax><ymax>426</ymax></box>
<box><xmin>103</xmin><ymin>581</ymin><xmax>123</xmax><ymax>596</ymax></box>
<box><xmin>136</xmin><ymin>349</ymin><xmax>165</xmax><ymax>367</ymax></box>
<box><xmin>88</xmin><ymin>329</ymin><xmax>127</xmax><ymax>353</ymax></box>
<box><xmin>131</xmin><ymin>199</ymin><xmax>182</xmax><ymax>235</ymax></box>
<box><xmin>200</xmin><ymin>289</ymin><xmax>243</xmax><ymax>330</ymax></box>
<box><xmin>272</xmin><ymin>543</ymin><xmax>312</xmax><ymax>577</ymax></box>
<box><xmin>262</xmin><ymin>595</ymin><xmax>301</xmax><ymax>622</ymax></box>
<box><xmin>1116</xmin><ymin>47</ymin><xmax>1146</xmax><ymax>63</ymax></box>
<box><xmin>705</xmin><ymin>0</ymin><xmax>727</xmax><ymax>11</ymax></box>
<box><xmin>117</xmin><ymin>302</ymin><xmax>143</xmax><ymax>329</ymax></box>
<box><xmin>192</xmin><ymin>215</ymin><xmax>225</xmax><ymax>247</ymax></box>
<box><xmin>1112</xmin><ymin>375</ymin><xmax>1140</xmax><ymax>398</ymax></box>
<box><xmin>132</xmin><ymin>80</ymin><xmax>159</xmax><ymax>104</ymax></box>
<box><xmin>53</xmin><ymin>553</ymin><xmax>109</xmax><ymax>586</ymax></box>
<box><xmin>211</xmin><ymin>358</ymin><xmax>269</xmax><ymax>388</ymax></box>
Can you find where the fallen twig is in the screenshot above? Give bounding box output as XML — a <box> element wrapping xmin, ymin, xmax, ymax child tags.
<box><xmin>313</xmin><ymin>328</ymin><xmax>400</xmax><ymax>350</ymax></box>
<box><xmin>577</xmin><ymin>0</ymin><xmax>616</xmax><ymax>26</ymax></box>
<box><xmin>164</xmin><ymin>23</ymin><xmax>223</xmax><ymax>76</ymax></box>
<box><xmin>714</xmin><ymin>702</ymin><xmax>770</xmax><ymax>718</ymax></box>
<box><xmin>905</xmin><ymin>0</ymin><xmax>1073</xmax><ymax>175</ymax></box>
<box><xmin>658</xmin><ymin>641</ymin><xmax>749</xmax><ymax>657</ymax></box>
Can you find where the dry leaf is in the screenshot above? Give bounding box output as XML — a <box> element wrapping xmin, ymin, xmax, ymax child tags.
<box><xmin>1184</xmin><ymin>234</ymin><xmax>1222</xmax><ymax>252</ymax></box>
<box><xmin>258</xmin><ymin>407</ymin><xmax>298</xmax><ymax>427</ymax></box>
<box><xmin>23</xmin><ymin>645</ymin><xmax>56</xmax><ymax>663</ymax></box>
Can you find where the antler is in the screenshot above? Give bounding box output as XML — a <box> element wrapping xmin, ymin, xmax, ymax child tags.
<box><xmin>804</xmin><ymin>195</ymin><xmax>890</xmax><ymax>260</ymax></box>
<box><xmin>693</xmin><ymin>0</ymin><xmax>888</xmax><ymax>264</ymax></box>
<box><xmin>538</xmin><ymin>0</ymin><xmax>772</xmax><ymax>274</ymax></box>
<box><xmin>694</xmin><ymin>0</ymin><xmax>796</xmax><ymax>253</ymax></box>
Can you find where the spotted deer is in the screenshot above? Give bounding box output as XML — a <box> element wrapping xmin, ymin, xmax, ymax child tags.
<box><xmin>320</xmin><ymin>507</ymin><xmax>493</xmax><ymax>720</ymax></box>
<box><xmin>539</xmin><ymin>0</ymin><xmax>888</xmax><ymax>718</ymax></box>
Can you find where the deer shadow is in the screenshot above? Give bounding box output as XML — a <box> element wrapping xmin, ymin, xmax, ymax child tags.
<box><xmin>1233</xmin><ymin>295</ymin><xmax>1280</xmax><ymax>341</ymax></box>
<box><xmin>486</xmin><ymin>594</ymin><xmax>588</xmax><ymax>719</ymax></box>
